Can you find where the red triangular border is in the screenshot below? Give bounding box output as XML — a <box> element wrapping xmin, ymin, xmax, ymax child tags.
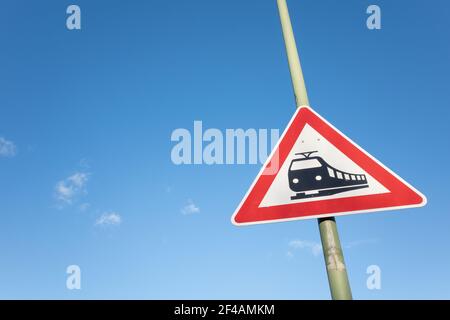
<box><xmin>232</xmin><ymin>106</ymin><xmax>426</xmax><ymax>225</ymax></box>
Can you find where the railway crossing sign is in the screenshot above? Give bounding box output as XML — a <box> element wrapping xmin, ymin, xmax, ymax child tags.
<box><xmin>232</xmin><ymin>106</ymin><xmax>426</xmax><ymax>226</ymax></box>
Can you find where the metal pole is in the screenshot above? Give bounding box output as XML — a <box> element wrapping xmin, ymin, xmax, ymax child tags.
<box><xmin>276</xmin><ymin>0</ymin><xmax>352</xmax><ymax>300</ymax></box>
<box><xmin>317</xmin><ymin>217</ymin><xmax>352</xmax><ymax>300</ymax></box>
<box><xmin>276</xmin><ymin>0</ymin><xmax>309</xmax><ymax>107</ymax></box>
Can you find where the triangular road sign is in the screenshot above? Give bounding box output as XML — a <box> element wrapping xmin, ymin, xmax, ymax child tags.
<box><xmin>232</xmin><ymin>106</ymin><xmax>426</xmax><ymax>226</ymax></box>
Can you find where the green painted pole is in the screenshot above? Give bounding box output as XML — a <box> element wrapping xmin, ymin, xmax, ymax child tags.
<box><xmin>276</xmin><ymin>0</ymin><xmax>309</xmax><ymax>108</ymax></box>
<box><xmin>317</xmin><ymin>217</ymin><xmax>352</xmax><ymax>300</ymax></box>
<box><xmin>276</xmin><ymin>0</ymin><xmax>352</xmax><ymax>300</ymax></box>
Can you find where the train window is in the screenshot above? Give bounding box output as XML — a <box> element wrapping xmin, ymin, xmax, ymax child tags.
<box><xmin>351</xmin><ymin>175</ymin><xmax>356</xmax><ymax>180</ymax></box>
<box><xmin>336</xmin><ymin>172</ymin><xmax>343</xmax><ymax>179</ymax></box>
<box><xmin>327</xmin><ymin>167</ymin><xmax>335</xmax><ymax>177</ymax></box>
<box><xmin>290</xmin><ymin>159</ymin><xmax>322</xmax><ymax>171</ymax></box>
<box><xmin>344</xmin><ymin>174</ymin><xmax>350</xmax><ymax>180</ymax></box>
<box><xmin>361</xmin><ymin>175</ymin><xmax>366</xmax><ymax>180</ymax></box>
<box><xmin>357</xmin><ymin>176</ymin><xmax>361</xmax><ymax>180</ymax></box>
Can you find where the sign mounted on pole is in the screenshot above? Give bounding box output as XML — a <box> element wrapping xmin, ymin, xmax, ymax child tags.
<box><xmin>232</xmin><ymin>106</ymin><xmax>426</xmax><ymax>226</ymax></box>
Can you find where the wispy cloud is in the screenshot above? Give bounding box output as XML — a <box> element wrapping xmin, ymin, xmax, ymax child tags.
<box><xmin>181</xmin><ymin>199</ymin><xmax>200</xmax><ymax>215</ymax></box>
<box><xmin>288</xmin><ymin>240</ymin><xmax>322</xmax><ymax>257</ymax></box>
<box><xmin>0</xmin><ymin>137</ymin><xmax>17</xmax><ymax>157</ymax></box>
<box><xmin>344</xmin><ymin>238</ymin><xmax>378</xmax><ymax>249</ymax></box>
<box><xmin>78</xmin><ymin>158</ymin><xmax>90</xmax><ymax>169</ymax></box>
<box><xmin>286</xmin><ymin>251</ymin><xmax>294</xmax><ymax>259</ymax></box>
<box><xmin>54</xmin><ymin>172</ymin><xmax>89</xmax><ymax>206</ymax></box>
<box><xmin>287</xmin><ymin>238</ymin><xmax>379</xmax><ymax>259</ymax></box>
<box><xmin>79</xmin><ymin>203</ymin><xmax>90</xmax><ymax>212</ymax></box>
<box><xmin>95</xmin><ymin>212</ymin><xmax>122</xmax><ymax>226</ymax></box>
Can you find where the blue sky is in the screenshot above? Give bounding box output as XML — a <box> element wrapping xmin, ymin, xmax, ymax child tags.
<box><xmin>0</xmin><ymin>0</ymin><xmax>449</xmax><ymax>299</ymax></box>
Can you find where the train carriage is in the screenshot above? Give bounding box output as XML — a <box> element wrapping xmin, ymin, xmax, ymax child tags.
<box><xmin>288</xmin><ymin>151</ymin><xmax>369</xmax><ymax>200</ymax></box>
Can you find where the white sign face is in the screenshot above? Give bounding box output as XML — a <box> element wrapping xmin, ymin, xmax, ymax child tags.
<box><xmin>259</xmin><ymin>124</ymin><xmax>389</xmax><ymax>207</ymax></box>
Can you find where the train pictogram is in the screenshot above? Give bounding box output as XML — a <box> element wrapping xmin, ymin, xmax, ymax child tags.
<box><xmin>288</xmin><ymin>151</ymin><xmax>369</xmax><ymax>200</ymax></box>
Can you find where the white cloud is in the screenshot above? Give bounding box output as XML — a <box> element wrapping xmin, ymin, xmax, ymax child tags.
<box><xmin>344</xmin><ymin>238</ymin><xmax>378</xmax><ymax>249</ymax></box>
<box><xmin>78</xmin><ymin>158</ymin><xmax>90</xmax><ymax>169</ymax></box>
<box><xmin>288</xmin><ymin>240</ymin><xmax>322</xmax><ymax>257</ymax></box>
<box><xmin>0</xmin><ymin>137</ymin><xmax>17</xmax><ymax>157</ymax></box>
<box><xmin>181</xmin><ymin>199</ymin><xmax>200</xmax><ymax>215</ymax></box>
<box><xmin>95</xmin><ymin>212</ymin><xmax>122</xmax><ymax>226</ymax></box>
<box><xmin>55</xmin><ymin>172</ymin><xmax>89</xmax><ymax>205</ymax></box>
<box><xmin>287</xmin><ymin>238</ymin><xmax>378</xmax><ymax>259</ymax></box>
<box><xmin>79</xmin><ymin>203</ymin><xmax>90</xmax><ymax>212</ymax></box>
